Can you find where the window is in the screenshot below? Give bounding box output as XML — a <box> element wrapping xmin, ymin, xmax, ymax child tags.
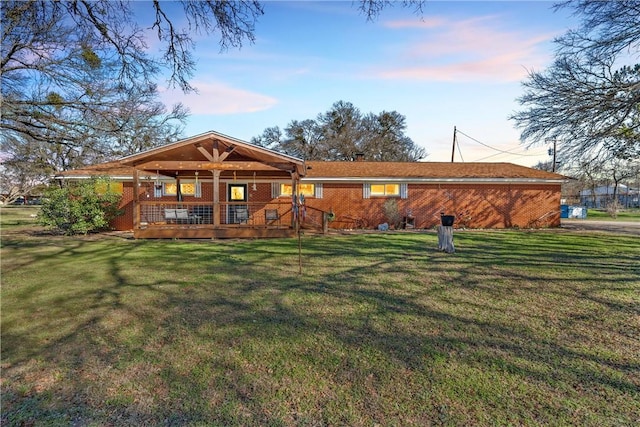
<box><xmin>163</xmin><ymin>181</ymin><xmax>201</xmax><ymax>197</ymax></box>
<box><xmin>370</xmin><ymin>183</ymin><xmax>400</xmax><ymax>197</ymax></box>
<box><xmin>364</xmin><ymin>183</ymin><xmax>407</xmax><ymax>199</ymax></box>
<box><xmin>180</xmin><ymin>182</ymin><xmax>197</xmax><ymax>196</ymax></box>
<box><xmin>95</xmin><ymin>181</ymin><xmax>123</xmax><ymax>195</ymax></box>
<box><xmin>279</xmin><ymin>183</ymin><xmax>315</xmax><ymax>197</ymax></box>
<box><xmin>163</xmin><ymin>183</ymin><xmax>177</xmax><ymax>196</ymax></box>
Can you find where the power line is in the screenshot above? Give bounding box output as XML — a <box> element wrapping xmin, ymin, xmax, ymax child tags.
<box><xmin>474</xmin><ymin>147</ymin><xmax>548</xmax><ymax>162</ymax></box>
<box><xmin>456</xmin><ymin>129</ymin><xmax>545</xmax><ymax>159</ymax></box>
<box><xmin>456</xmin><ymin>134</ymin><xmax>465</xmax><ymax>162</ymax></box>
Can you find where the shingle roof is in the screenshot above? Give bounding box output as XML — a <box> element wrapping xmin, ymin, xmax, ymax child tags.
<box><xmin>57</xmin><ymin>159</ymin><xmax>566</xmax><ymax>182</ymax></box>
<box><xmin>304</xmin><ymin>161</ymin><xmax>566</xmax><ymax>181</ymax></box>
<box><xmin>56</xmin><ymin>161</ymin><xmax>135</xmax><ymax>178</ymax></box>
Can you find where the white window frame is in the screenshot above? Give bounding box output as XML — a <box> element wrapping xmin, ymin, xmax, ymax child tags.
<box><xmin>275</xmin><ymin>182</ymin><xmax>320</xmax><ymax>198</ymax></box>
<box><xmin>364</xmin><ymin>182</ymin><xmax>407</xmax><ymax>199</ymax></box>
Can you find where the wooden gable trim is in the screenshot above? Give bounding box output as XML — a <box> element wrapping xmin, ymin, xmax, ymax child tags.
<box><xmin>121</xmin><ymin>131</ymin><xmax>305</xmax><ymax>176</ymax></box>
<box><xmin>195</xmin><ymin>143</ymin><xmax>214</xmax><ymax>161</ymax></box>
<box><xmin>135</xmin><ymin>160</ymin><xmax>288</xmax><ymax>172</ymax></box>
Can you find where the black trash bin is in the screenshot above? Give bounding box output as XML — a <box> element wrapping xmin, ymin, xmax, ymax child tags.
<box><xmin>441</xmin><ymin>215</ymin><xmax>455</xmax><ymax>226</ymax></box>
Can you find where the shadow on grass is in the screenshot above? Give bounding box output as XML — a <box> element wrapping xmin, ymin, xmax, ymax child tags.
<box><xmin>2</xmin><ymin>231</ymin><xmax>639</xmax><ymax>425</ymax></box>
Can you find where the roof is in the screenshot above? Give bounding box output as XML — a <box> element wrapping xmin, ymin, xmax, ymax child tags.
<box><xmin>58</xmin><ymin>131</ymin><xmax>307</xmax><ymax>180</ymax></box>
<box><xmin>58</xmin><ymin>159</ymin><xmax>567</xmax><ymax>183</ymax></box>
<box><xmin>55</xmin><ymin>130</ymin><xmax>566</xmax><ymax>184</ymax></box>
<box><xmin>119</xmin><ymin>130</ymin><xmax>306</xmax><ymax>177</ymax></box>
<box><xmin>56</xmin><ymin>161</ymin><xmax>141</xmax><ymax>179</ymax></box>
<box><xmin>304</xmin><ymin>161</ymin><xmax>567</xmax><ymax>182</ymax></box>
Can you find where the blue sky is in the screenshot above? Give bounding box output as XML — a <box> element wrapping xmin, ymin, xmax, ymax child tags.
<box><xmin>154</xmin><ymin>1</ymin><xmax>575</xmax><ymax>166</ymax></box>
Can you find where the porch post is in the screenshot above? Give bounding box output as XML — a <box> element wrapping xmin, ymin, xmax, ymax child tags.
<box><xmin>291</xmin><ymin>172</ymin><xmax>299</xmax><ymax>232</ymax></box>
<box><xmin>212</xmin><ymin>141</ymin><xmax>221</xmax><ymax>227</ymax></box>
<box><xmin>213</xmin><ymin>170</ymin><xmax>221</xmax><ymax>226</ymax></box>
<box><xmin>132</xmin><ymin>168</ymin><xmax>140</xmax><ymax>231</ymax></box>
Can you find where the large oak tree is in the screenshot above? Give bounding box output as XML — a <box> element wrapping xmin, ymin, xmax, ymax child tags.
<box><xmin>252</xmin><ymin>101</ymin><xmax>427</xmax><ymax>161</ymax></box>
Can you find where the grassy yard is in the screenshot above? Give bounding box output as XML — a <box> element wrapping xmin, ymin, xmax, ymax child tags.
<box><xmin>1</xmin><ymin>206</ymin><xmax>639</xmax><ymax>426</ymax></box>
<box><xmin>586</xmin><ymin>208</ymin><xmax>640</xmax><ymax>221</ymax></box>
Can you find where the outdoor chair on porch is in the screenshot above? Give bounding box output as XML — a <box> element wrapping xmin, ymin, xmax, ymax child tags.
<box><xmin>164</xmin><ymin>208</ymin><xmax>190</xmax><ymax>224</ymax></box>
<box><xmin>164</xmin><ymin>209</ymin><xmax>176</xmax><ymax>222</ymax></box>
<box><xmin>265</xmin><ymin>209</ymin><xmax>281</xmax><ymax>226</ymax></box>
<box><xmin>175</xmin><ymin>209</ymin><xmax>189</xmax><ymax>223</ymax></box>
<box><xmin>235</xmin><ymin>207</ymin><xmax>249</xmax><ymax>224</ymax></box>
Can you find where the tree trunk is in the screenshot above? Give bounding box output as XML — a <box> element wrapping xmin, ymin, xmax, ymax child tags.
<box><xmin>437</xmin><ymin>226</ymin><xmax>455</xmax><ymax>253</ymax></box>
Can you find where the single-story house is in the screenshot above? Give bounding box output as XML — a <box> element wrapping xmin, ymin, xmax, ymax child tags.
<box><xmin>56</xmin><ymin>130</ymin><xmax>567</xmax><ymax>239</ymax></box>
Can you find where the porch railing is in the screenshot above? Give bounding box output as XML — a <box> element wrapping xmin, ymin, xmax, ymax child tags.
<box><xmin>137</xmin><ymin>201</ymin><xmax>293</xmax><ymax>227</ymax></box>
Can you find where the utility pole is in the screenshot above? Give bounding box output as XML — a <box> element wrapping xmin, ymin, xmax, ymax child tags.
<box><xmin>451</xmin><ymin>126</ymin><xmax>457</xmax><ymax>163</ymax></box>
<box><xmin>547</xmin><ymin>138</ymin><xmax>557</xmax><ymax>172</ymax></box>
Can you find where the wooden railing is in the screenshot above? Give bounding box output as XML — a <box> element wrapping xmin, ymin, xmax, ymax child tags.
<box><xmin>138</xmin><ymin>201</ymin><xmax>293</xmax><ymax>227</ymax></box>
<box><xmin>137</xmin><ymin>201</ymin><xmax>333</xmax><ymax>234</ymax></box>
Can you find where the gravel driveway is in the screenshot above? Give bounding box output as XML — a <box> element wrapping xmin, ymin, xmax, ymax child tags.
<box><xmin>561</xmin><ymin>219</ymin><xmax>640</xmax><ymax>236</ymax></box>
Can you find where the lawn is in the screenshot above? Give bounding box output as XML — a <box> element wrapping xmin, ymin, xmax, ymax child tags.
<box><xmin>586</xmin><ymin>208</ymin><xmax>640</xmax><ymax>221</ymax></box>
<box><xmin>1</xmin><ymin>206</ymin><xmax>639</xmax><ymax>426</ymax></box>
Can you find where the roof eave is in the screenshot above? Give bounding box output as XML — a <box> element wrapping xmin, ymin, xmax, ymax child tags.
<box><xmin>302</xmin><ymin>177</ymin><xmax>568</xmax><ymax>184</ymax></box>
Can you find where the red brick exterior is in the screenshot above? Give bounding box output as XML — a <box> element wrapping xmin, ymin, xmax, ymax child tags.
<box><xmin>304</xmin><ymin>182</ymin><xmax>561</xmax><ymax>229</ymax></box>
<box><xmin>112</xmin><ymin>181</ymin><xmax>561</xmax><ymax>231</ymax></box>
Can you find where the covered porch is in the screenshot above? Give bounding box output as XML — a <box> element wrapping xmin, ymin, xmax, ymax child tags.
<box><xmin>120</xmin><ymin>131</ymin><xmax>310</xmax><ymax>239</ymax></box>
<box><xmin>135</xmin><ymin>201</ymin><xmax>297</xmax><ymax>239</ymax></box>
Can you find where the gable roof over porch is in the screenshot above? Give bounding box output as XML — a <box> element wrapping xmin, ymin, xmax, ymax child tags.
<box><xmin>119</xmin><ymin>130</ymin><xmax>306</xmax><ymax>179</ymax></box>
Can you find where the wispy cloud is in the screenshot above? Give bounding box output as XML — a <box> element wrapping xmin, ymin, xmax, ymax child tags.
<box><xmin>372</xmin><ymin>15</ymin><xmax>557</xmax><ymax>82</ymax></box>
<box><xmin>160</xmin><ymin>81</ymin><xmax>278</xmax><ymax>114</ymax></box>
<box><xmin>383</xmin><ymin>17</ymin><xmax>447</xmax><ymax>29</ymax></box>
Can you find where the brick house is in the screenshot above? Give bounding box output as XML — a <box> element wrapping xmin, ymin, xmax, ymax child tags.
<box><xmin>56</xmin><ymin>131</ymin><xmax>566</xmax><ymax>238</ymax></box>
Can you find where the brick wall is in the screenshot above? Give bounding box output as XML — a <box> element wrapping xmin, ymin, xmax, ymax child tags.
<box><xmin>112</xmin><ymin>181</ymin><xmax>561</xmax><ymax>231</ymax></box>
<box><xmin>305</xmin><ymin>183</ymin><xmax>561</xmax><ymax>229</ymax></box>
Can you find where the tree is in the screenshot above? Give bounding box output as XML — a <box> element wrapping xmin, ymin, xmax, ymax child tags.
<box><xmin>277</xmin><ymin>120</ymin><xmax>325</xmax><ymax>160</ymax></box>
<box><xmin>602</xmin><ymin>158</ymin><xmax>639</xmax><ymax>215</ymax></box>
<box><xmin>253</xmin><ymin>101</ymin><xmax>427</xmax><ymax>161</ymax></box>
<box><xmin>0</xmin><ymin>78</ymin><xmax>186</xmax><ymax>204</ymax></box>
<box><xmin>0</xmin><ymin>147</ymin><xmax>49</xmax><ymax>204</ymax></box>
<box><xmin>511</xmin><ymin>0</ymin><xmax>640</xmax><ymax>164</ymax></box>
<box><xmin>2</xmin><ymin>1</ymin><xmax>188</xmax><ymax>153</ymax></box>
<box><xmin>2</xmin><ymin>1</ymin><xmax>426</xmax><ymax>153</ymax></box>
<box><xmin>531</xmin><ymin>160</ymin><xmax>555</xmax><ymax>172</ymax></box>
<box><xmin>361</xmin><ymin>110</ymin><xmax>425</xmax><ymax>161</ymax></box>
<box><xmin>563</xmin><ymin>155</ymin><xmax>640</xmax><ymax>213</ymax></box>
<box><xmin>317</xmin><ymin>101</ymin><xmax>365</xmax><ymax>160</ymax></box>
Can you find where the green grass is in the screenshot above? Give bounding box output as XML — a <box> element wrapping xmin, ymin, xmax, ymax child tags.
<box><xmin>586</xmin><ymin>208</ymin><xmax>640</xmax><ymax>221</ymax></box>
<box><xmin>0</xmin><ymin>205</ymin><xmax>41</xmax><ymax>230</ymax></box>
<box><xmin>2</xmin><ymin>206</ymin><xmax>639</xmax><ymax>426</ymax></box>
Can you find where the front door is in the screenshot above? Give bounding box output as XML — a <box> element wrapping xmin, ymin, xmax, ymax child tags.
<box><xmin>228</xmin><ymin>183</ymin><xmax>248</xmax><ymax>224</ymax></box>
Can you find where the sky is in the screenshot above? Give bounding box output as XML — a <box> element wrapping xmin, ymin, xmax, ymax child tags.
<box><xmin>152</xmin><ymin>1</ymin><xmax>576</xmax><ymax>167</ymax></box>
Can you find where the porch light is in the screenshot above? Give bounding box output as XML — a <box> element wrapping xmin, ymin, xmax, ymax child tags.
<box><xmin>155</xmin><ymin>170</ymin><xmax>161</xmax><ymax>190</ymax></box>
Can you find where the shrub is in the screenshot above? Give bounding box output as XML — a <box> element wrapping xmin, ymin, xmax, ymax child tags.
<box><xmin>383</xmin><ymin>199</ymin><xmax>403</xmax><ymax>229</ymax></box>
<box><xmin>39</xmin><ymin>177</ymin><xmax>123</xmax><ymax>235</ymax></box>
<box><xmin>606</xmin><ymin>199</ymin><xmax>621</xmax><ymax>218</ymax></box>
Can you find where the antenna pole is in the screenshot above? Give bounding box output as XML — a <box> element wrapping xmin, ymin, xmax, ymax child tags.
<box><xmin>451</xmin><ymin>126</ymin><xmax>457</xmax><ymax>162</ymax></box>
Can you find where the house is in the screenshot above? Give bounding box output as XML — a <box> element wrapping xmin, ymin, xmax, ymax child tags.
<box><xmin>56</xmin><ymin>130</ymin><xmax>567</xmax><ymax>238</ymax></box>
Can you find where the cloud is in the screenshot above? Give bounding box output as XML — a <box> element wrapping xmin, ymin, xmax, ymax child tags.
<box><xmin>383</xmin><ymin>17</ymin><xmax>447</xmax><ymax>29</ymax></box>
<box><xmin>160</xmin><ymin>81</ymin><xmax>278</xmax><ymax>114</ymax></box>
<box><xmin>373</xmin><ymin>15</ymin><xmax>557</xmax><ymax>82</ymax></box>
